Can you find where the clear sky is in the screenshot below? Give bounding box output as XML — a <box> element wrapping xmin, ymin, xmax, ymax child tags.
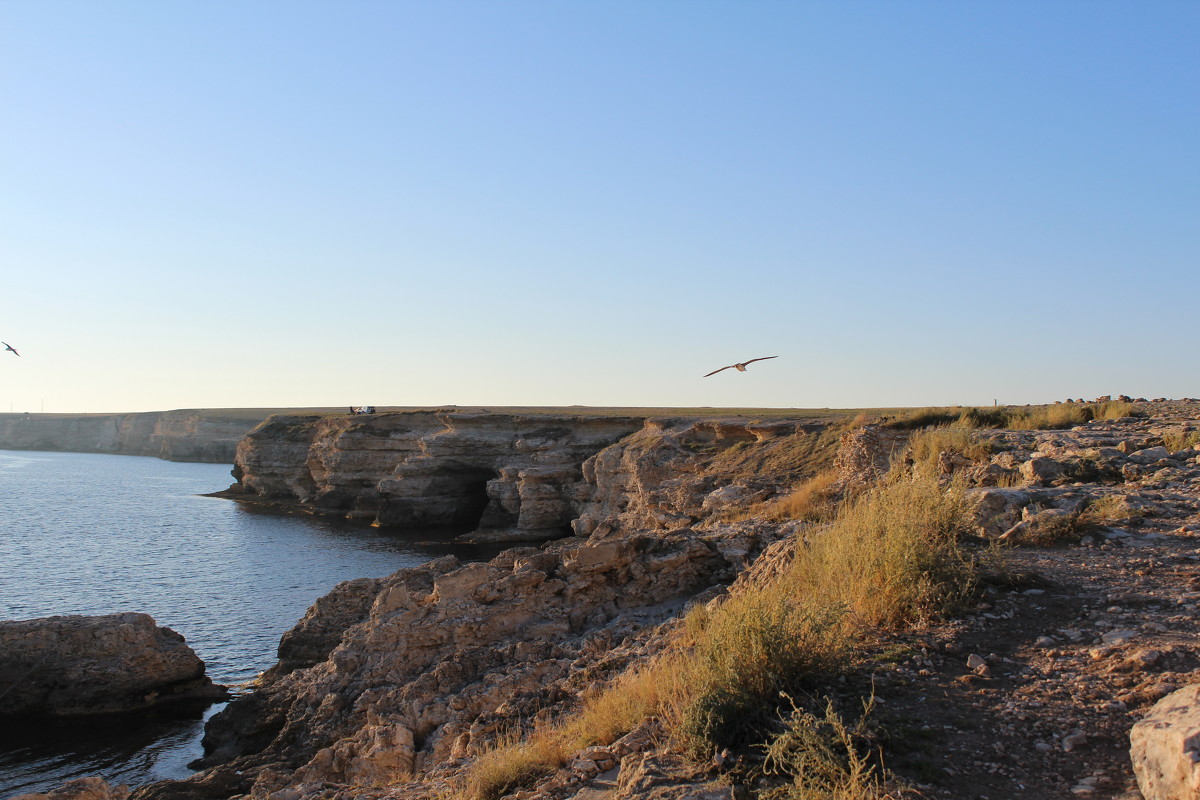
<box><xmin>2</xmin><ymin>2</ymin><xmax>1196</xmax><ymax>413</ymax></box>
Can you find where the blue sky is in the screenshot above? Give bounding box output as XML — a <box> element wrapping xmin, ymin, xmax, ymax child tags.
<box><xmin>2</xmin><ymin>2</ymin><xmax>1196</xmax><ymax>412</ymax></box>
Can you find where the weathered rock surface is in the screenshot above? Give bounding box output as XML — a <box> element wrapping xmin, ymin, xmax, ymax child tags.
<box><xmin>0</xmin><ymin>411</ymin><xmax>265</xmax><ymax>463</ymax></box>
<box><xmin>0</xmin><ymin>613</ymin><xmax>227</xmax><ymax>716</ymax></box>
<box><xmin>184</xmin><ymin>526</ymin><xmax>773</xmax><ymax>795</ymax></box>
<box><xmin>1130</xmin><ymin>683</ymin><xmax>1200</xmax><ymax>800</ymax></box>
<box><xmin>226</xmin><ymin>412</ymin><xmax>647</xmax><ymax>538</ymax></box>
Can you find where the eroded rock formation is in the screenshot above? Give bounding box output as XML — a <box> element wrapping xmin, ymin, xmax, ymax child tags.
<box><xmin>227</xmin><ymin>412</ymin><xmax>647</xmax><ymax>538</ymax></box>
<box><xmin>0</xmin><ymin>613</ymin><xmax>227</xmax><ymax>716</ymax></box>
<box><xmin>226</xmin><ymin>412</ymin><xmax>836</xmax><ymax>544</ymax></box>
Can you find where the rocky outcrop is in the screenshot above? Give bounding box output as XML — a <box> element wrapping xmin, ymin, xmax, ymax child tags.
<box><xmin>0</xmin><ymin>613</ymin><xmax>227</xmax><ymax>716</ymax></box>
<box><xmin>0</xmin><ymin>411</ymin><xmax>267</xmax><ymax>463</ymax></box>
<box><xmin>1130</xmin><ymin>683</ymin><xmax>1200</xmax><ymax>800</ymax></box>
<box><xmin>181</xmin><ymin>524</ymin><xmax>775</xmax><ymax>798</ymax></box>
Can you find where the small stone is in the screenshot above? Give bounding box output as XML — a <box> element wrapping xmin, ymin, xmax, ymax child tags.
<box><xmin>1034</xmin><ymin>636</ymin><xmax>1056</xmax><ymax>648</ymax></box>
<box><xmin>1062</xmin><ymin>732</ymin><xmax>1087</xmax><ymax>752</ymax></box>
<box><xmin>966</xmin><ymin>653</ymin><xmax>988</xmax><ymax>670</ymax></box>
<box><xmin>1101</xmin><ymin>629</ymin><xmax>1139</xmax><ymax>645</ymax></box>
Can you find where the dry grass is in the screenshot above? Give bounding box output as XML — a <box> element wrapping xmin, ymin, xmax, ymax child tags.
<box><xmin>462</xmin><ymin>732</ymin><xmax>567</xmax><ymax>800</ymax></box>
<box><xmin>1004</xmin><ymin>404</ymin><xmax>1091</xmax><ymax>430</ymax></box>
<box><xmin>458</xmin><ymin>663</ymin><xmax>681</xmax><ymax>800</ymax></box>
<box><xmin>458</xmin><ymin>471</ymin><xmax>986</xmax><ymax>799</ymax></box>
<box><xmin>1077</xmin><ymin>494</ymin><xmax>1146</xmax><ymax>527</ymax></box>
<box><xmin>1091</xmin><ymin>400</ymin><xmax>1134</xmax><ymax>421</ymax></box>
<box><xmin>708</xmin><ymin>425</ymin><xmax>847</xmax><ymax>483</ymax></box>
<box><xmin>752</xmin><ymin>471</ymin><xmax>841</xmax><ymax>523</ymax></box>
<box><xmin>1162</xmin><ymin>430</ymin><xmax>1200</xmax><ymax>452</ymax></box>
<box><xmin>885</xmin><ymin>402</ymin><xmax>1138</xmax><ymax>434</ymax></box>
<box><xmin>786</xmin><ymin>474</ymin><xmax>980</xmax><ymax>628</ymax></box>
<box><xmin>906</xmin><ymin>426</ymin><xmax>994</xmax><ymax>466</ymax></box>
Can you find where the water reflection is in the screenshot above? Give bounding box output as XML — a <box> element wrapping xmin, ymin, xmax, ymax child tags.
<box><xmin>0</xmin><ymin>450</ymin><xmax>510</xmax><ymax>796</ymax></box>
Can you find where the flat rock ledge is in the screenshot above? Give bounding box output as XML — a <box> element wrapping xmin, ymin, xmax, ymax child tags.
<box><xmin>0</xmin><ymin>612</ymin><xmax>228</xmax><ymax>717</ymax></box>
<box><xmin>1130</xmin><ymin>682</ymin><xmax>1200</xmax><ymax>800</ymax></box>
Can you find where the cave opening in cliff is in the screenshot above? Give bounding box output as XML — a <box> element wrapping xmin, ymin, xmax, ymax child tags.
<box><xmin>450</xmin><ymin>467</ymin><xmax>505</xmax><ymax>532</ymax></box>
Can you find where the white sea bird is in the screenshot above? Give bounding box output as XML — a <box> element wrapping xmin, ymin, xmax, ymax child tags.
<box><xmin>2</xmin><ymin>342</ymin><xmax>18</xmax><ymax>357</ymax></box>
<box><xmin>703</xmin><ymin>355</ymin><xmax>777</xmax><ymax>377</ymax></box>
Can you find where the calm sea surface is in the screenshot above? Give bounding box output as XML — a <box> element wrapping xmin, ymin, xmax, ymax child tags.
<box><xmin>0</xmin><ymin>450</ymin><xmax>504</xmax><ymax>797</ymax></box>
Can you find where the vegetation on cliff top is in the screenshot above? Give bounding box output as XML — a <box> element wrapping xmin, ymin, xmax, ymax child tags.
<box><xmin>883</xmin><ymin>401</ymin><xmax>1134</xmax><ymax>431</ymax></box>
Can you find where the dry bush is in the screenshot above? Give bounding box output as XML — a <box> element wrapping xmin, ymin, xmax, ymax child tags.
<box><xmin>671</xmin><ymin>594</ymin><xmax>858</xmax><ymax>755</ymax></box>
<box><xmin>762</xmin><ymin>696</ymin><xmax>899</xmax><ymax>800</ymax></box>
<box><xmin>786</xmin><ymin>473</ymin><xmax>981</xmax><ymax>628</ymax></box>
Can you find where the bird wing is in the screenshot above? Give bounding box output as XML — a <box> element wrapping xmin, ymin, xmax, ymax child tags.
<box><xmin>742</xmin><ymin>356</ymin><xmax>778</xmax><ymax>366</ymax></box>
<box><xmin>2</xmin><ymin>342</ymin><xmax>18</xmax><ymax>356</ymax></box>
<box><xmin>703</xmin><ymin>365</ymin><xmax>735</xmax><ymax>377</ymax></box>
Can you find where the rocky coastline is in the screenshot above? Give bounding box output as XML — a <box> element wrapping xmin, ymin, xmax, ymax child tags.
<box><xmin>0</xmin><ymin>410</ymin><xmax>270</xmax><ymax>463</ymax></box>
<box><xmin>13</xmin><ymin>402</ymin><xmax>1200</xmax><ymax>800</ymax></box>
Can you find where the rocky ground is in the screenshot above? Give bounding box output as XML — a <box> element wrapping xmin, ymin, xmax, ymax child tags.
<box><xmin>12</xmin><ymin>401</ymin><xmax>1200</xmax><ymax>800</ymax></box>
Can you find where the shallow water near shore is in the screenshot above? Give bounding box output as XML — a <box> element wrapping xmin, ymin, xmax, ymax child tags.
<box><xmin>0</xmin><ymin>449</ymin><xmax>506</xmax><ymax>797</ymax></box>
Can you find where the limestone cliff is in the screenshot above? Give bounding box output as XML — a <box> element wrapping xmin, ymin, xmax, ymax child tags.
<box><xmin>225</xmin><ymin>412</ymin><xmax>648</xmax><ymax>539</ymax></box>
<box><xmin>0</xmin><ymin>411</ymin><xmax>268</xmax><ymax>463</ymax></box>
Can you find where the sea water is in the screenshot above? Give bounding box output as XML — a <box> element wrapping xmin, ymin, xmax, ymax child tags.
<box><xmin>0</xmin><ymin>449</ymin><xmax>503</xmax><ymax>796</ymax></box>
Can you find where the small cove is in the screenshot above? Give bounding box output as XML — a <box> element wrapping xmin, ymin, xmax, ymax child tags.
<box><xmin>0</xmin><ymin>449</ymin><xmax>505</xmax><ymax>796</ymax></box>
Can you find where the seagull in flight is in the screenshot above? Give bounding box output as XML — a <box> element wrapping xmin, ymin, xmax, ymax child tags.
<box><xmin>703</xmin><ymin>355</ymin><xmax>777</xmax><ymax>377</ymax></box>
<box><xmin>2</xmin><ymin>342</ymin><xmax>18</xmax><ymax>357</ymax></box>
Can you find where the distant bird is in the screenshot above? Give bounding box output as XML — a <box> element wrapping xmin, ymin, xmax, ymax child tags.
<box><xmin>703</xmin><ymin>355</ymin><xmax>777</xmax><ymax>377</ymax></box>
<box><xmin>2</xmin><ymin>342</ymin><xmax>18</xmax><ymax>357</ymax></box>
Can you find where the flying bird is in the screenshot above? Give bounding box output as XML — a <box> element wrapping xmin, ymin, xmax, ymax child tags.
<box><xmin>2</xmin><ymin>342</ymin><xmax>18</xmax><ymax>357</ymax></box>
<box><xmin>703</xmin><ymin>355</ymin><xmax>777</xmax><ymax>377</ymax></box>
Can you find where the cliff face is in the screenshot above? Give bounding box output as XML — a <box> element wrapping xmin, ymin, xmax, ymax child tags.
<box><xmin>0</xmin><ymin>411</ymin><xmax>266</xmax><ymax>463</ymax></box>
<box><xmin>227</xmin><ymin>412</ymin><xmax>648</xmax><ymax>538</ymax></box>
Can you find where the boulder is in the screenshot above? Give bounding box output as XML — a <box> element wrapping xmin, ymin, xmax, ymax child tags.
<box><xmin>1021</xmin><ymin>456</ymin><xmax>1065</xmax><ymax>485</ymax></box>
<box><xmin>967</xmin><ymin>488</ymin><xmax>1032</xmax><ymax>537</ymax></box>
<box><xmin>1130</xmin><ymin>683</ymin><xmax>1200</xmax><ymax>800</ymax></box>
<box><xmin>1130</xmin><ymin>446</ymin><xmax>1172</xmax><ymax>463</ymax></box>
<box><xmin>0</xmin><ymin>613</ymin><xmax>226</xmax><ymax>716</ymax></box>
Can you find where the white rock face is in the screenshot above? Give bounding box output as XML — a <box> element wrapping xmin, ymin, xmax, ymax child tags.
<box><xmin>1130</xmin><ymin>683</ymin><xmax>1200</xmax><ymax>800</ymax></box>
